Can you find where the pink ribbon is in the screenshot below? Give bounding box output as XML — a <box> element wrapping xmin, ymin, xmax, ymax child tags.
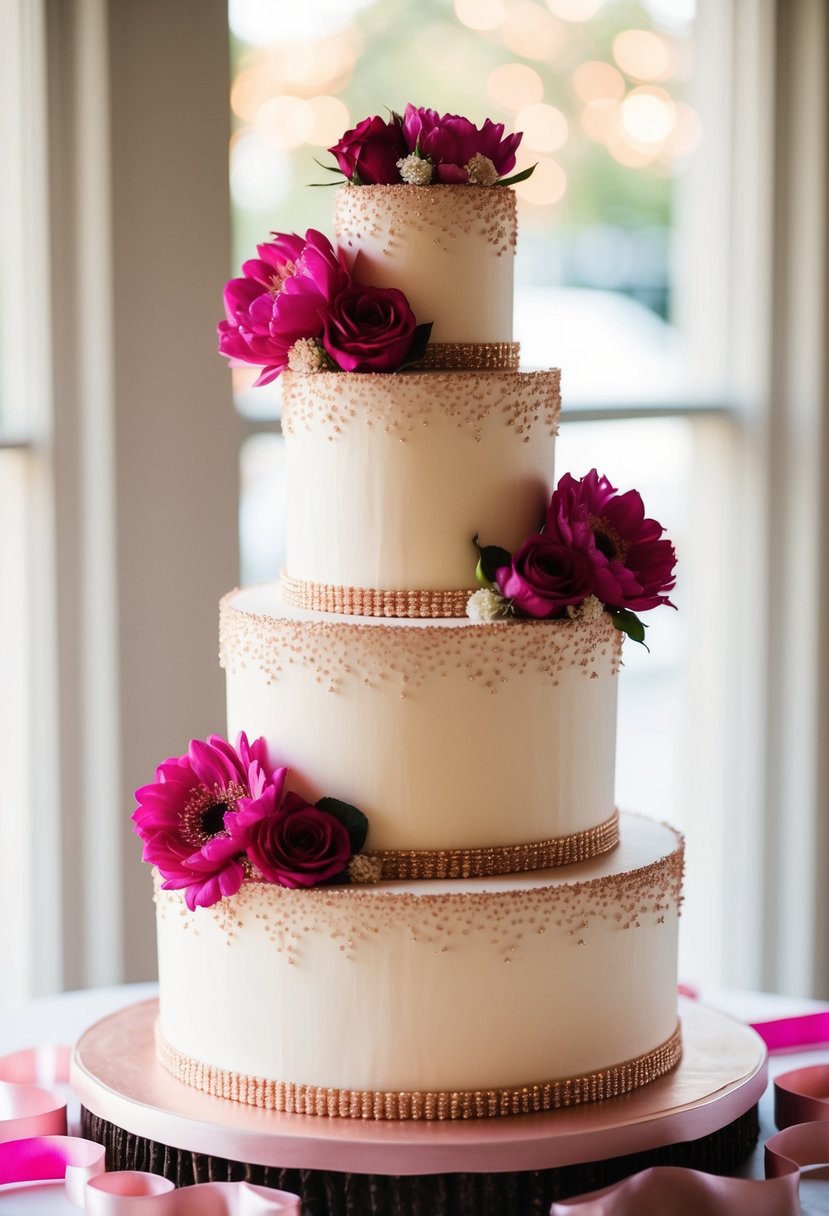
<box><xmin>550</xmin><ymin>1011</ymin><xmax>829</xmax><ymax>1215</ymax></box>
<box><xmin>3</xmin><ymin>1012</ymin><xmax>829</xmax><ymax>1214</ymax></box>
<box><xmin>0</xmin><ymin>1047</ymin><xmax>300</xmax><ymax>1212</ymax></box>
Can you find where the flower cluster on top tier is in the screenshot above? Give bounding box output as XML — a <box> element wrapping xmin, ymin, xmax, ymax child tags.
<box><xmin>218</xmin><ymin>229</ymin><xmax>431</xmax><ymax>386</ymax></box>
<box><xmin>133</xmin><ymin>732</ymin><xmax>377</xmax><ymax>909</ymax></box>
<box><xmin>326</xmin><ymin>104</ymin><xmax>534</xmax><ymax>187</ymax></box>
<box><xmin>469</xmin><ymin>470</ymin><xmax>677</xmax><ymax>646</ymax></box>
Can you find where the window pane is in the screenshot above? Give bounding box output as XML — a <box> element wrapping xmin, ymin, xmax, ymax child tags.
<box><xmin>227</xmin><ymin>0</ymin><xmax>705</xmax><ymax>418</ymax></box>
<box><xmin>0</xmin><ymin>452</ymin><xmax>31</xmax><ymax>1008</ymax></box>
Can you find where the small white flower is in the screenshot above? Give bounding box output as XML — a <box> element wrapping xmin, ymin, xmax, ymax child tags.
<box><xmin>464</xmin><ymin>153</ymin><xmax>499</xmax><ymax>186</ymax></box>
<box><xmin>396</xmin><ymin>153</ymin><xmax>434</xmax><ymax>185</ymax></box>
<box><xmin>567</xmin><ymin>594</ymin><xmax>605</xmax><ymax>622</ymax></box>
<box><xmin>287</xmin><ymin>338</ymin><xmax>327</xmax><ymax>373</ymax></box>
<box><xmin>467</xmin><ymin>587</ymin><xmax>511</xmax><ymax>622</ymax></box>
<box><xmin>348</xmin><ymin>853</ymin><xmax>383</xmax><ymax>884</ymax></box>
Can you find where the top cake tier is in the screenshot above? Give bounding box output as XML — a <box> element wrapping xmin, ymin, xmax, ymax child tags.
<box><xmin>334</xmin><ymin>184</ymin><xmax>517</xmax><ymax>353</ymax></box>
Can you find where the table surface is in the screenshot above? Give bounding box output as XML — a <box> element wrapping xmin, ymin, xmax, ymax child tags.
<box><xmin>1</xmin><ymin>984</ymin><xmax>828</xmax><ymax>1214</ymax></box>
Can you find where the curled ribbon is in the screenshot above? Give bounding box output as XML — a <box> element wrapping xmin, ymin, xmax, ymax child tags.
<box><xmin>0</xmin><ymin>1048</ymin><xmax>300</xmax><ymax>1212</ymax></box>
<box><xmin>2</xmin><ymin>1012</ymin><xmax>829</xmax><ymax>1215</ymax></box>
<box><xmin>550</xmin><ymin>1010</ymin><xmax>829</xmax><ymax>1215</ymax></box>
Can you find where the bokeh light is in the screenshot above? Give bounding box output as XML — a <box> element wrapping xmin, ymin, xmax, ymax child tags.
<box><xmin>231</xmin><ymin>68</ymin><xmax>276</xmax><ymax>123</ymax></box>
<box><xmin>581</xmin><ymin>97</ymin><xmax>620</xmax><ymax>143</ymax></box>
<box><xmin>514</xmin><ymin>155</ymin><xmax>567</xmax><ymax>205</ymax></box>
<box><xmin>501</xmin><ymin>2</ymin><xmax>563</xmax><ymax>60</ymax></box>
<box><xmin>454</xmin><ymin>0</ymin><xmax>507</xmax><ymax>30</ymax></box>
<box><xmin>230</xmin><ymin>132</ymin><xmax>294</xmax><ymax>210</ymax></box>
<box><xmin>516</xmin><ymin>102</ymin><xmax>569</xmax><ymax>151</ymax></box>
<box><xmin>306</xmin><ymin>96</ymin><xmax>351</xmax><ymax>147</ymax></box>
<box><xmin>229</xmin><ymin>0</ymin><xmax>373</xmax><ymax>44</ymax></box>
<box><xmin>613</xmin><ymin>29</ymin><xmax>675</xmax><ymax>81</ymax></box>
<box><xmin>662</xmin><ymin>102</ymin><xmax>703</xmax><ymax>157</ymax></box>
<box><xmin>545</xmin><ymin>0</ymin><xmax>601</xmax><ymax>22</ymax></box>
<box><xmin>256</xmin><ymin>96</ymin><xmax>312</xmax><ymax>149</ymax></box>
<box><xmin>269</xmin><ymin>36</ymin><xmax>358</xmax><ymax>96</ymax></box>
<box><xmin>606</xmin><ymin>113</ymin><xmax>659</xmax><ymax>166</ymax></box>
<box><xmin>487</xmin><ymin>63</ymin><xmax>544</xmax><ymax>110</ymax></box>
<box><xmin>571</xmin><ymin>60</ymin><xmax>626</xmax><ymax>103</ymax></box>
<box><xmin>621</xmin><ymin>86</ymin><xmax>676</xmax><ymax>145</ymax></box>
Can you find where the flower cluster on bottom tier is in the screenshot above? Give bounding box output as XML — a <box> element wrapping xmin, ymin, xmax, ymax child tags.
<box><xmin>154</xmin><ymin>814</ymin><xmax>683</xmax><ymax>1120</ymax></box>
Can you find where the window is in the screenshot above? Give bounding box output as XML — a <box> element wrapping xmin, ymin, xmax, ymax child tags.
<box><xmin>225</xmin><ymin>0</ymin><xmax>745</xmax><ymax>986</ymax></box>
<box><xmin>0</xmin><ymin>0</ymin><xmax>51</xmax><ymax>1010</ymax></box>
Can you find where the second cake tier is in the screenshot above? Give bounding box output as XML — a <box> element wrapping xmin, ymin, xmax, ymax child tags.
<box><xmin>281</xmin><ymin>368</ymin><xmax>559</xmax><ymax>612</ymax></box>
<box><xmin>221</xmin><ymin>585</ymin><xmax>622</xmax><ymax>875</ymax></box>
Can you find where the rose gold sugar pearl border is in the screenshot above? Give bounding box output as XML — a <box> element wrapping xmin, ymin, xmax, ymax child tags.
<box><xmin>280</xmin><ymin>574</ymin><xmax>473</xmax><ymax>619</ymax></box>
<box><xmin>412</xmin><ymin>341</ymin><xmax>520</xmax><ymax>371</ymax></box>
<box><xmin>155</xmin><ymin>1021</ymin><xmax>682</xmax><ymax>1121</ymax></box>
<box><xmin>362</xmin><ymin>811</ymin><xmax>619</xmax><ymax>880</ymax></box>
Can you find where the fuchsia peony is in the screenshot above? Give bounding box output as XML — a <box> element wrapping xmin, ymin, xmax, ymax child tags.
<box><xmin>218</xmin><ymin>229</ymin><xmax>350</xmax><ymax>385</ymax></box>
<box><xmin>133</xmin><ymin>734</ymin><xmax>371</xmax><ymax>907</ymax></box>
<box><xmin>401</xmin><ymin>105</ymin><xmax>521</xmax><ymax>183</ymax></box>
<box><xmin>545</xmin><ymin>471</ymin><xmax>677</xmax><ymax>613</ymax></box>
<box><xmin>327</xmin><ymin>105</ymin><xmax>526</xmax><ymax>186</ymax></box>
<box><xmin>477</xmin><ymin>470</ymin><xmax>677</xmax><ymax>640</ymax></box>
<box><xmin>218</xmin><ymin>228</ymin><xmax>430</xmax><ymax>383</ymax></box>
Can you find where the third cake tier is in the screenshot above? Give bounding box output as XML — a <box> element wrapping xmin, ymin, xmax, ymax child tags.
<box><xmin>221</xmin><ymin>584</ymin><xmax>621</xmax><ymax>872</ymax></box>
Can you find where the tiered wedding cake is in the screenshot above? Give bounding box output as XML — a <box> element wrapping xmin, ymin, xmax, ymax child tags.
<box><xmin>135</xmin><ymin>107</ymin><xmax>682</xmax><ymax>1121</ymax></box>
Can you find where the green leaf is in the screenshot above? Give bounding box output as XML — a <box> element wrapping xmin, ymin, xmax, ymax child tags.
<box><xmin>473</xmin><ymin>534</ymin><xmax>511</xmax><ymax>587</ymax></box>
<box><xmin>398</xmin><ymin>321</ymin><xmax>433</xmax><ymax>370</ymax></box>
<box><xmin>497</xmin><ymin>164</ymin><xmax>538</xmax><ymax>187</ymax></box>
<box><xmin>312</xmin><ymin>157</ymin><xmax>346</xmax><ymax>176</ymax></box>
<box><xmin>351</xmin><ymin>168</ymin><xmax>364</xmax><ymax>186</ymax></box>
<box><xmin>316</xmin><ymin>797</ymin><xmax>368</xmax><ymax>853</ymax></box>
<box><xmin>610</xmin><ymin>608</ymin><xmax>650</xmax><ymax>651</ymax></box>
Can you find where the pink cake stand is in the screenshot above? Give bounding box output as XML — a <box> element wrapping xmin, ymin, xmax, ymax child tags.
<box><xmin>71</xmin><ymin>997</ymin><xmax>766</xmax><ymax>1208</ymax></box>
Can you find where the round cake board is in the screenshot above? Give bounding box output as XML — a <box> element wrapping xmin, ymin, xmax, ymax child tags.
<box><xmin>71</xmin><ymin>997</ymin><xmax>765</xmax><ymax>1178</ymax></box>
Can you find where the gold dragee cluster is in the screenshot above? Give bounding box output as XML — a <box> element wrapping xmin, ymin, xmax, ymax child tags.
<box><xmin>333</xmin><ymin>182</ymin><xmax>517</xmax><ymax>260</ymax></box>
<box><xmin>219</xmin><ymin>596</ymin><xmax>623</xmax><ymax>693</ymax></box>
<box><xmin>281</xmin><ymin>369</ymin><xmax>560</xmax><ymax>444</ymax></box>
<box><xmin>155</xmin><ymin>830</ymin><xmax>684</xmax><ymax>963</ymax></box>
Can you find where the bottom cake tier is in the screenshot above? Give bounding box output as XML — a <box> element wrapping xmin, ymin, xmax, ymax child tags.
<box><xmin>154</xmin><ymin>813</ymin><xmax>683</xmax><ymax>1120</ymax></box>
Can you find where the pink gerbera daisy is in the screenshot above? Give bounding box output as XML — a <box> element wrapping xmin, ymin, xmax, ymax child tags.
<box><xmin>132</xmin><ymin>733</ymin><xmax>287</xmax><ymax>910</ymax></box>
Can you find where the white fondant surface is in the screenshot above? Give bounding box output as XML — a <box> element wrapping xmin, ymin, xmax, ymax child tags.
<box><xmin>334</xmin><ymin>184</ymin><xmax>515</xmax><ymax>344</ymax></box>
<box><xmin>282</xmin><ymin>369</ymin><xmax>558</xmax><ymax>592</ymax></box>
<box><xmin>221</xmin><ymin>585</ymin><xmax>620</xmax><ymax>852</ymax></box>
<box><xmin>156</xmin><ymin>815</ymin><xmax>682</xmax><ymax>1096</ymax></box>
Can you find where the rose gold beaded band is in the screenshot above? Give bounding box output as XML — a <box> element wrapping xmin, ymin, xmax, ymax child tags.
<box><xmin>361</xmin><ymin>811</ymin><xmax>620</xmax><ymax>881</ymax></box>
<box><xmin>281</xmin><ymin>572</ymin><xmax>473</xmax><ymax>618</ymax></box>
<box><xmin>411</xmin><ymin>340</ymin><xmax>520</xmax><ymax>371</ymax></box>
<box><xmin>156</xmin><ymin>1021</ymin><xmax>682</xmax><ymax>1121</ymax></box>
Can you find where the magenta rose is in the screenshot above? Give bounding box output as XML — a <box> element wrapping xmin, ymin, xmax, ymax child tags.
<box><xmin>402</xmin><ymin>105</ymin><xmax>522</xmax><ymax>182</ymax></box>
<box><xmin>328</xmin><ymin>114</ymin><xmax>407</xmax><ymax>185</ymax></box>
<box><xmin>236</xmin><ymin>792</ymin><xmax>352</xmax><ymax>889</ymax></box>
<box><xmin>323</xmin><ymin>283</ymin><xmax>417</xmax><ymax>372</ymax></box>
<box><xmin>496</xmin><ymin>535</ymin><xmax>597</xmax><ymax>618</ymax></box>
<box><xmin>546</xmin><ymin>470</ymin><xmax>677</xmax><ymax>612</ymax></box>
<box><xmin>218</xmin><ymin>229</ymin><xmax>351</xmax><ymax>385</ymax></box>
